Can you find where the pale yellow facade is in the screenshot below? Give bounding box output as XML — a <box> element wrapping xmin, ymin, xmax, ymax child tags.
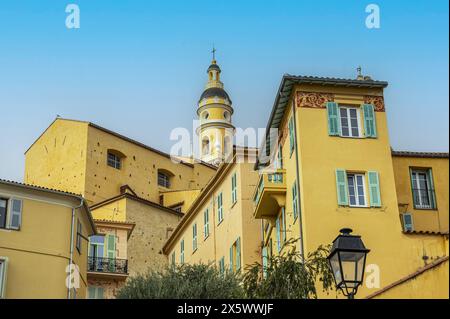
<box><xmin>0</xmin><ymin>180</ymin><xmax>96</xmax><ymax>299</ymax></box>
<box><xmin>163</xmin><ymin>151</ymin><xmax>261</xmax><ymax>273</ymax></box>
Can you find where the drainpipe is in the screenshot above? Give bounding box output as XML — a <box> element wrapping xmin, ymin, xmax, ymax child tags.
<box><xmin>292</xmin><ymin>100</ymin><xmax>305</xmax><ymax>263</ymax></box>
<box><xmin>67</xmin><ymin>198</ymin><xmax>84</xmax><ymax>299</ymax></box>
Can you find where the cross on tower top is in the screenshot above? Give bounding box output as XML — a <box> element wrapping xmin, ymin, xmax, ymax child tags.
<box><xmin>211</xmin><ymin>46</ymin><xmax>216</xmax><ymax>61</ymax></box>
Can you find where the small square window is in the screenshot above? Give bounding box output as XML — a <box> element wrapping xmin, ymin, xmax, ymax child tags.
<box><xmin>107</xmin><ymin>153</ymin><xmax>121</xmax><ymax>169</ymax></box>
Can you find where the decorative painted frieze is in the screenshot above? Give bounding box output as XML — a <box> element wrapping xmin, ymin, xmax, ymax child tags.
<box><xmin>296</xmin><ymin>92</ymin><xmax>335</xmax><ymax>109</ymax></box>
<box><xmin>364</xmin><ymin>95</ymin><xmax>385</xmax><ymax>112</ymax></box>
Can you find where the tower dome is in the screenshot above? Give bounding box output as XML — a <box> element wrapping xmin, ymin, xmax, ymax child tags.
<box><xmin>197</xmin><ymin>50</ymin><xmax>235</xmax><ymax>165</ymax></box>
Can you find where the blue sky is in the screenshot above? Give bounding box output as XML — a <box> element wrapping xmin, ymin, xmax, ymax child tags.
<box><xmin>0</xmin><ymin>0</ymin><xmax>448</xmax><ymax>181</ymax></box>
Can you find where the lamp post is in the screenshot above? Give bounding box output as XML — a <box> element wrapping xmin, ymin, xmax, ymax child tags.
<box><xmin>327</xmin><ymin>228</ymin><xmax>370</xmax><ymax>299</ymax></box>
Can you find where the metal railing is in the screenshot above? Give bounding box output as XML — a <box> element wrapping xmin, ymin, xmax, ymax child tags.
<box><xmin>88</xmin><ymin>257</ymin><xmax>128</xmax><ymax>275</ymax></box>
<box><xmin>412</xmin><ymin>188</ymin><xmax>436</xmax><ymax>209</ymax></box>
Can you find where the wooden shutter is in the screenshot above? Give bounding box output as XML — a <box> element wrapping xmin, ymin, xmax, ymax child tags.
<box><xmin>9</xmin><ymin>199</ymin><xmax>22</xmax><ymax>230</ymax></box>
<box><xmin>363</xmin><ymin>104</ymin><xmax>377</xmax><ymax>138</ymax></box>
<box><xmin>335</xmin><ymin>169</ymin><xmax>348</xmax><ymax>206</ymax></box>
<box><xmin>229</xmin><ymin>246</ymin><xmax>234</xmax><ymax>271</ymax></box>
<box><xmin>326</xmin><ymin>102</ymin><xmax>340</xmax><ymax>136</ymax></box>
<box><xmin>368</xmin><ymin>171</ymin><xmax>382</xmax><ymax>207</ymax></box>
<box><xmin>106</xmin><ymin>234</ymin><xmax>116</xmax><ymax>259</ymax></box>
<box><xmin>276</xmin><ymin>216</ymin><xmax>281</xmax><ymax>252</ymax></box>
<box><xmin>402</xmin><ymin>213</ymin><xmax>414</xmax><ymax>232</ymax></box>
<box><xmin>281</xmin><ymin>208</ymin><xmax>286</xmax><ymax>243</ymax></box>
<box><xmin>289</xmin><ymin>117</ymin><xmax>295</xmax><ymax>154</ymax></box>
<box><xmin>427</xmin><ymin>169</ymin><xmax>437</xmax><ymax>209</ymax></box>
<box><xmin>236</xmin><ymin>237</ymin><xmax>241</xmax><ymax>271</ymax></box>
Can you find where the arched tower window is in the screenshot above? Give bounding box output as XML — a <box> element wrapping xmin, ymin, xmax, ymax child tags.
<box><xmin>223</xmin><ymin>111</ymin><xmax>230</xmax><ymax>121</ymax></box>
<box><xmin>202</xmin><ymin>137</ymin><xmax>210</xmax><ymax>155</ymax></box>
<box><xmin>202</xmin><ymin>111</ymin><xmax>209</xmax><ymax>120</ymax></box>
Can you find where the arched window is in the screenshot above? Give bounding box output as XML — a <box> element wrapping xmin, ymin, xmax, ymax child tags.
<box><xmin>158</xmin><ymin>169</ymin><xmax>173</xmax><ymax>188</ymax></box>
<box><xmin>202</xmin><ymin>137</ymin><xmax>210</xmax><ymax>155</ymax></box>
<box><xmin>202</xmin><ymin>111</ymin><xmax>209</xmax><ymax>120</ymax></box>
<box><xmin>223</xmin><ymin>111</ymin><xmax>230</xmax><ymax>121</ymax></box>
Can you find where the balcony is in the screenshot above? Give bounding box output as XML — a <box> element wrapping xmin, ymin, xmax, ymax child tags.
<box><xmin>253</xmin><ymin>169</ymin><xmax>286</xmax><ymax>220</ymax></box>
<box><xmin>87</xmin><ymin>257</ymin><xmax>128</xmax><ymax>279</ymax></box>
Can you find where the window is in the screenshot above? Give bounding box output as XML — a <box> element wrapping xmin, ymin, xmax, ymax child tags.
<box><xmin>0</xmin><ymin>199</ymin><xmax>7</xmax><ymax>229</ymax></box>
<box><xmin>223</xmin><ymin>111</ymin><xmax>230</xmax><ymax>121</ymax></box>
<box><xmin>411</xmin><ymin>169</ymin><xmax>436</xmax><ymax>209</ymax></box>
<box><xmin>192</xmin><ymin>223</ymin><xmax>198</xmax><ymax>251</ymax></box>
<box><xmin>217</xmin><ymin>193</ymin><xmax>223</xmax><ymax>223</ymax></box>
<box><xmin>276</xmin><ymin>208</ymin><xmax>286</xmax><ymax>252</ymax></box>
<box><xmin>262</xmin><ymin>247</ymin><xmax>268</xmax><ymax>278</ymax></box>
<box><xmin>347</xmin><ymin>173</ymin><xmax>367</xmax><ymax>207</ymax></box>
<box><xmin>231</xmin><ymin>173</ymin><xmax>237</xmax><ymax>204</ymax></box>
<box><xmin>158</xmin><ymin>172</ymin><xmax>171</xmax><ymax>188</ymax></box>
<box><xmin>202</xmin><ymin>111</ymin><xmax>209</xmax><ymax>120</ymax></box>
<box><xmin>0</xmin><ymin>198</ymin><xmax>22</xmax><ymax>230</ymax></box>
<box><xmin>180</xmin><ymin>239</ymin><xmax>185</xmax><ymax>264</ymax></box>
<box><xmin>87</xmin><ymin>286</ymin><xmax>104</xmax><ymax>299</ymax></box>
<box><xmin>202</xmin><ymin>137</ymin><xmax>210</xmax><ymax>155</ymax></box>
<box><xmin>327</xmin><ymin>102</ymin><xmax>377</xmax><ymax>138</ymax></box>
<box><xmin>219</xmin><ymin>257</ymin><xmax>225</xmax><ymax>274</ymax></box>
<box><xmin>204</xmin><ymin>209</ymin><xmax>210</xmax><ymax>239</ymax></box>
<box><xmin>276</xmin><ymin>143</ymin><xmax>283</xmax><ymax>169</ymax></box>
<box><xmin>107</xmin><ymin>152</ymin><xmax>121</xmax><ymax>169</ymax></box>
<box><xmin>0</xmin><ymin>257</ymin><xmax>8</xmax><ymax>299</ymax></box>
<box><xmin>89</xmin><ymin>236</ymin><xmax>105</xmax><ymax>258</ymax></box>
<box><xmin>229</xmin><ymin>237</ymin><xmax>241</xmax><ymax>273</ymax></box>
<box><xmin>292</xmin><ymin>182</ymin><xmax>299</xmax><ymax>220</ymax></box>
<box><xmin>76</xmin><ymin>219</ymin><xmax>82</xmax><ymax>253</ymax></box>
<box><xmin>339</xmin><ymin>107</ymin><xmax>361</xmax><ymax>137</ymax></box>
<box><xmin>402</xmin><ymin>213</ymin><xmax>414</xmax><ymax>232</ymax></box>
<box><xmin>171</xmin><ymin>252</ymin><xmax>176</xmax><ymax>266</ymax></box>
<box><xmin>288</xmin><ymin>117</ymin><xmax>295</xmax><ymax>155</ymax></box>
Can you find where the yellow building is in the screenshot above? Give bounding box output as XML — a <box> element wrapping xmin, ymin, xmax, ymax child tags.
<box><xmin>24</xmin><ymin>118</ymin><xmax>217</xmax><ymax>208</ymax></box>
<box><xmin>254</xmin><ymin>74</ymin><xmax>449</xmax><ymax>298</ymax></box>
<box><xmin>0</xmin><ymin>179</ymin><xmax>96</xmax><ymax>299</ymax></box>
<box><xmin>162</xmin><ymin>148</ymin><xmax>261</xmax><ymax>273</ymax></box>
<box><xmin>392</xmin><ymin>151</ymin><xmax>449</xmax><ymax>234</ymax></box>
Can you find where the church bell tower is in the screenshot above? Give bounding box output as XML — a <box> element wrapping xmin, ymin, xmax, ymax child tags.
<box><xmin>197</xmin><ymin>49</ymin><xmax>234</xmax><ymax>165</ymax></box>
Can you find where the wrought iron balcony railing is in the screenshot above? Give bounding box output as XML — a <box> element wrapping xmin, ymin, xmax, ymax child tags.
<box><xmin>412</xmin><ymin>188</ymin><xmax>436</xmax><ymax>209</ymax></box>
<box><xmin>88</xmin><ymin>256</ymin><xmax>128</xmax><ymax>275</ymax></box>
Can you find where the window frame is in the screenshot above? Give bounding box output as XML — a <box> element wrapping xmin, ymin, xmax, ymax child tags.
<box><xmin>0</xmin><ymin>198</ymin><xmax>8</xmax><ymax>230</ymax></box>
<box><xmin>339</xmin><ymin>106</ymin><xmax>362</xmax><ymax>138</ymax></box>
<box><xmin>107</xmin><ymin>152</ymin><xmax>122</xmax><ymax>170</ymax></box>
<box><xmin>0</xmin><ymin>257</ymin><xmax>8</xmax><ymax>299</ymax></box>
<box><xmin>76</xmin><ymin>219</ymin><xmax>82</xmax><ymax>254</ymax></box>
<box><xmin>217</xmin><ymin>193</ymin><xmax>223</xmax><ymax>224</ymax></box>
<box><xmin>410</xmin><ymin>169</ymin><xmax>435</xmax><ymax>209</ymax></box>
<box><xmin>346</xmin><ymin>173</ymin><xmax>368</xmax><ymax>207</ymax></box>
<box><xmin>231</xmin><ymin>173</ymin><xmax>237</xmax><ymax>205</ymax></box>
<box><xmin>180</xmin><ymin>239</ymin><xmax>185</xmax><ymax>264</ymax></box>
<box><xmin>204</xmin><ymin>209</ymin><xmax>210</xmax><ymax>239</ymax></box>
<box><xmin>157</xmin><ymin>172</ymin><xmax>171</xmax><ymax>188</ymax></box>
<box><xmin>192</xmin><ymin>223</ymin><xmax>198</xmax><ymax>252</ymax></box>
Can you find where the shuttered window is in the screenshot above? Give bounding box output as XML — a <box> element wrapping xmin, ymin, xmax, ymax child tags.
<box><xmin>204</xmin><ymin>209</ymin><xmax>210</xmax><ymax>239</ymax></box>
<box><xmin>326</xmin><ymin>102</ymin><xmax>340</xmax><ymax>136</ymax></box>
<box><xmin>292</xmin><ymin>182</ymin><xmax>299</xmax><ymax>220</ymax></box>
<box><xmin>231</xmin><ymin>173</ymin><xmax>237</xmax><ymax>204</ymax></box>
<box><xmin>276</xmin><ymin>215</ymin><xmax>281</xmax><ymax>252</ymax></box>
<box><xmin>288</xmin><ymin>117</ymin><xmax>295</xmax><ymax>155</ymax></box>
<box><xmin>192</xmin><ymin>223</ymin><xmax>198</xmax><ymax>251</ymax></box>
<box><xmin>180</xmin><ymin>239</ymin><xmax>185</xmax><ymax>264</ymax></box>
<box><xmin>217</xmin><ymin>193</ymin><xmax>223</xmax><ymax>223</ymax></box>
<box><xmin>76</xmin><ymin>220</ymin><xmax>83</xmax><ymax>253</ymax></box>
<box><xmin>362</xmin><ymin>104</ymin><xmax>377</xmax><ymax>138</ymax></box>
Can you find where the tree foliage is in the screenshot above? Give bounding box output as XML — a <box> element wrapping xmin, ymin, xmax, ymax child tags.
<box><xmin>242</xmin><ymin>241</ymin><xmax>335</xmax><ymax>299</ymax></box>
<box><xmin>117</xmin><ymin>242</ymin><xmax>335</xmax><ymax>299</ymax></box>
<box><xmin>117</xmin><ymin>263</ymin><xmax>244</xmax><ymax>299</ymax></box>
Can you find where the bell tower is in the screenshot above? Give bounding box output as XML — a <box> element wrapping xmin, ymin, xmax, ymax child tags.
<box><xmin>197</xmin><ymin>49</ymin><xmax>234</xmax><ymax>165</ymax></box>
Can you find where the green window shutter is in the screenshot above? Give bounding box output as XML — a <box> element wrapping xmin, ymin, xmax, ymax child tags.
<box><xmin>277</xmin><ymin>143</ymin><xmax>283</xmax><ymax>169</ymax></box>
<box><xmin>9</xmin><ymin>199</ymin><xmax>22</xmax><ymax>230</ymax></box>
<box><xmin>427</xmin><ymin>169</ymin><xmax>437</xmax><ymax>209</ymax></box>
<box><xmin>326</xmin><ymin>102</ymin><xmax>340</xmax><ymax>136</ymax></box>
<box><xmin>107</xmin><ymin>234</ymin><xmax>116</xmax><ymax>259</ymax></box>
<box><xmin>335</xmin><ymin>169</ymin><xmax>348</xmax><ymax>206</ymax></box>
<box><xmin>276</xmin><ymin>216</ymin><xmax>281</xmax><ymax>252</ymax></box>
<box><xmin>229</xmin><ymin>246</ymin><xmax>234</xmax><ymax>272</ymax></box>
<box><xmin>289</xmin><ymin>117</ymin><xmax>295</xmax><ymax>155</ymax></box>
<box><xmin>368</xmin><ymin>171</ymin><xmax>382</xmax><ymax>207</ymax></box>
<box><xmin>292</xmin><ymin>183</ymin><xmax>298</xmax><ymax>220</ymax></box>
<box><xmin>281</xmin><ymin>207</ymin><xmax>286</xmax><ymax>243</ymax></box>
<box><xmin>236</xmin><ymin>237</ymin><xmax>241</xmax><ymax>271</ymax></box>
<box><xmin>363</xmin><ymin>104</ymin><xmax>377</xmax><ymax>138</ymax></box>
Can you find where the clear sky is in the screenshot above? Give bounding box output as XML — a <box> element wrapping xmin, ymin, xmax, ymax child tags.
<box><xmin>0</xmin><ymin>0</ymin><xmax>448</xmax><ymax>181</ymax></box>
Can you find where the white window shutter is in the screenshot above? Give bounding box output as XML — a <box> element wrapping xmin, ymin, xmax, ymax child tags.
<box><xmin>9</xmin><ymin>199</ymin><xmax>22</xmax><ymax>230</ymax></box>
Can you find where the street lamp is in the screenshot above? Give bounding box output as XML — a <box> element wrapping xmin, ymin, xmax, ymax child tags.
<box><xmin>327</xmin><ymin>228</ymin><xmax>370</xmax><ymax>299</ymax></box>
